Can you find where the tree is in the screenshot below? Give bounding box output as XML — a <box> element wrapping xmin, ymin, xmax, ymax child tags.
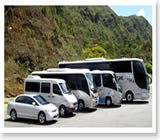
<box><xmin>81</xmin><ymin>44</ymin><xmax>110</xmax><ymax>60</ymax></box>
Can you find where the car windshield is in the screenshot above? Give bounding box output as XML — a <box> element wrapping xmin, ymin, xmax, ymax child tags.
<box><xmin>86</xmin><ymin>73</ymin><xmax>96</xmax><ymax>92</ymax></box>
<box><xmin>33</xmin><ymin>95</ymin><xmax>49</xmax><ymax>105</ymax></box>
<box><xmin>59</xmin><ymin>83</ymin><xmax>70</xmax><ymax>94</ymax></box>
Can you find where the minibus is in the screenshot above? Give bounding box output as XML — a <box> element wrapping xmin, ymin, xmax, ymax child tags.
<box><xmin>59</xmin><ymin>58</ymin><xmax>150</xmax><ymax>102</ymax></box>
<box><xmin>32</xmin><ymin>68</ymin><xmax>99</xmax><ymax>111</ymax></box>
<box><xmin>24</xmin><ymin>75</ymin><xmax>78</xmax><ymax>117</ymax></box>
<box><xmin>91</xmin><ymin>70</ymin><xmax>122</xmax><ymax>106</ymax></box>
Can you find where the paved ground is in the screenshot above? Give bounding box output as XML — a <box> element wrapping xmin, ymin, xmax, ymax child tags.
<box><xmin>4</xmin><ymin>93</ymin><xmax>152</xmax><ymax>127</ymax></box>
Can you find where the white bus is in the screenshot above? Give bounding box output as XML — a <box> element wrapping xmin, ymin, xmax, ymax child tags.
<box><xmin>59</xmin><ymin>58</ymin><xmax>150</xmax><ymax>102</ymax></box>
<box><xmin>32</xmin><ymin>68</ymin><xmax>99</xmax><ymax>111</ymax></box>
<box><xmin>91</xmin><ymin>70</ymin><xmax>122</xmax><ymax>106</ymax></box>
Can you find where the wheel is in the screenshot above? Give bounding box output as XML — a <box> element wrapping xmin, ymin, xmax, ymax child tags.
<box><xmin>105</xmin><ymin>97</ymin><xmax>112</xmax><ymax>107</ymax></box>
<box><xmin>10</xmin><ymin>110</ymin><xmax>17</xmax><ymax>121</ymax></box>
<box><xmin>126</xmin><ymin>91</ymin><xmax>134</xmax><ymax>102</ymax></box>
<box><xmin>59</xmin><ymin>106</ymin><xmax>66</xmax><ymax>117</ymax></box>
<box><xmin>78</xmin><ymin>100</ymin><xmax>84</xmax><ymax>111</ymax></box>
<box><xmin>38</xmin><ymin>112</ymin><xmax>46</xmax><ymax>124</ymax></box>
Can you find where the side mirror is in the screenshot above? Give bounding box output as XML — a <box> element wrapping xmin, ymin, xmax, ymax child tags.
<box><xmin>32</xmin><ymin>102</ymin><xmax>36</xmax><ymax>106</ymax></box>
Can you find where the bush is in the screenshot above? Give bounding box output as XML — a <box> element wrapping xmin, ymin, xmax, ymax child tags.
<box><xmin>145</xmin><ymin>62</ymin><xmax>152</xmax><ymax>74</ymax></box>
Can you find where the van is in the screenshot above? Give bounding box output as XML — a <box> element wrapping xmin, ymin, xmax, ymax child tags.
<box><xmin>91</xmin><ymin>70</ymin><xmax>122</xmax><ymax>106</ymax></box>
<box><xmin>32</xmin><ymin>68</ymin><xmax>99</xmax><ymax>111</ymax></box>
<box><xmin>24</xmin><ymin>75</ymin><xmax>78</xmax><ymax>117</ymax></box>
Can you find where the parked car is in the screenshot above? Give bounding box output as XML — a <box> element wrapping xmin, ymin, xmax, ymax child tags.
<box><xmin>7</xmin><ymin>94</ymin><xmax>59</xmax><ymax>124</ymax></box>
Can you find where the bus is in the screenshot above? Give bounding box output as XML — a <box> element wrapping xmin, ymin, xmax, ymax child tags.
<box><xmin>59</xmin><ymin>58</ymin><xmax>150</xmax><ymax>102</ymax></box>
<box><xmin>32</xmin><ymin>68</ymin><xmax>99</xmax><ymax>111</ymax></box>
<box><xmin>91</xmin><ymin>70</ymin><xmax>122</xmax><ymax>106</ymax></box>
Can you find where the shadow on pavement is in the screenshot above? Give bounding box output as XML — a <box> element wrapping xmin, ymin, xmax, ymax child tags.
<box><xmin>4</xmin><ymin>118</ymin><xmax>57</xmax><ymax>126</ymax></box>
<box><xmin>60</xmin><ymin>113</ymin><xmax>76</xmax><ymax>118</ymax></box>
<box><xmin>121</xmin><ymin>100</ymin><xmax>149</xmax><ymax>105</ymax></box>
<box><xmin>75</xmin><ymin>108</ymin><xmax>97</xmax><ymax>114</ymax></box>
<box><xmin>97</xmin><ymin>104</ymin><xmax>121</xmax><ymax>109</ymax></box>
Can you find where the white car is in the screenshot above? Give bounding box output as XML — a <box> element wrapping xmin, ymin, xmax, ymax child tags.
<box><xmin>7</xmin><ymin>94</ymin><xmax>59</xmax><ymax>124</ymax></box>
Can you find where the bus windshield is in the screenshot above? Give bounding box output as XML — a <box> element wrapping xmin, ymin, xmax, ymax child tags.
<box><xmin>59</xmin><ymin>83</ymin><xmax>70</xmax><ymax>94</ymax></box>
<box><xmin>86</xmin><ymin>73</ymin><xmax>96</xmax><ymax>92</ymax></box>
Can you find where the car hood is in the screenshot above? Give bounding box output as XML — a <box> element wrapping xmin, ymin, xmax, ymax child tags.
<box><xmin>41</xmin><ymin>103</ymin><xmax>58</xmax><ymax>111</ymax></box>
<box><xmin>63</xmin><ymin>93</ymin><xmax>77</xmax><ymax>103</ymax></box>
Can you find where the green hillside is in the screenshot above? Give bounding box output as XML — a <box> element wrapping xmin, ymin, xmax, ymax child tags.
<box><xmin>5</xmin><ymin>6</ymin><xmax>152</xmax><ymax>97</ymax></box>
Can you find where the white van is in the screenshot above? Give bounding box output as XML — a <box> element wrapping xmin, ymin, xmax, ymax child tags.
<box><xmin>91</xmin><ymin>70</ymin><xmax>122</xmax><ymax>106</ymax></box>
<box><xmin>24</xmin><ymin>75</ymin><xmax>78</xmax><ymax>117</ymax></box>
<box><xmin>32</xmin><ymin>68</ymin><xmax>99</xmax><ymax>111</ymax></box>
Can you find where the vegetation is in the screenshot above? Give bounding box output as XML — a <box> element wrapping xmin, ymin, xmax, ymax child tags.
<box><xmin>5</xmin><ymin>6</ymin><xmax>152</xmax><ymax>97</ymax></box>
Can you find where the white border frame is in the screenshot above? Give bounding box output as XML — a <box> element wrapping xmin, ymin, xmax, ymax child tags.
<box><xmin>0</xmin><ymin>0</ymin><xmax>156</xmax><ymax>133</ymax></box>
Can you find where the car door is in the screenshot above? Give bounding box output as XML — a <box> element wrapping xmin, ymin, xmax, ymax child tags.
<box><xmin>14</xmin><ymin>96</ymin><xmax>27</xmax><ymax>118</ymax></box>
<box><xmin>52</xmin><ymin>84</ymin><xmax>64</xmax><ymax>108</ymax></box>
<box><xmin>40</xmin><ymin>82</ymin><xmax>52</xmax><ymax>103</ymax></box>
<box><xmin>23</xmin><ymin>96</ymin><xmax>39</xmax><ymax>119</ymax></box>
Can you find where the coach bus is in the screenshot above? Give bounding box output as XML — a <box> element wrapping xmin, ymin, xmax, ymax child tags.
<box><xmin>59</xmin><ymin>58</ymin><xmax>150</xmax><ymax>102</ymax></box>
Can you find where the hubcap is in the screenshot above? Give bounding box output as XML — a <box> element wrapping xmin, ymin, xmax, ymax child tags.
<box><xmin>127</xmin><ymin>94</ymin><xmax>132</xmax><ymax>101</ymax></box>
<box><xmin>60</xmin><ymin>107</ymin><xmax>65</xmax><ymax>116</ymax></box>
<box><xmin>106</xmin><ymin>99</ymin><xmax>111</xmax><ymax>106</ymax></box>
<box><xmin>39</xmin><ymin>113</ymin><xmax>45</xmax><ymax>124</ymax></box>
<box><xmin>11</xmin><ymin>111</ymin><xmax>16</xmax><ymax>120</ymax></box>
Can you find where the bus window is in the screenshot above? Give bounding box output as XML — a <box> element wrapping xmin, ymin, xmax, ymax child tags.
<box><xmin>93</xmin><ymin>74</ymin><xmax>101</xmax><ymax>87</ymax></box>
<box><xmin>133</xmin><ymin>61</ymin><xmax>147</xmax><ymax>89</ymax></box>
<box><xmin>102</xmin><ymin>74</ymin><xmax>117</xmax><ymax>90</ymax></box>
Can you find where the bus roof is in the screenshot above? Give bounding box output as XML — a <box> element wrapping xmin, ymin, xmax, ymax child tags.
<box><xmin>90</xmin><ymin>70</ymin><xmax>115</xmax><ymax>75</ymax></box>
<box><xmin>25</xmin><ymin>75</ymin><xmax>65</xmax><ymax>83</ymax></box>
<box><xmin>59</xmin><ymin>58</ymin><xmax>143</xmax><ymax>65</ymax></box>
<box><xmin>32</xmin><ymin>68</ymin><xmax>90</xmax><ymax>75</ymax></box>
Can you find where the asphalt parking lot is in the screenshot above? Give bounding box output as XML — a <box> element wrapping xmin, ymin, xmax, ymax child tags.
<box><xmin>4</xmin><ymin>93</ymin><xmax>152</xmax><ymax>127</ymax></box>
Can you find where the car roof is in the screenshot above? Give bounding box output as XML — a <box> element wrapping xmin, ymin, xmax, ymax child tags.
<box><xmin>16</xmin><ymin>94</ymin><xmax>40</xmax><ymax>98</ymax></box>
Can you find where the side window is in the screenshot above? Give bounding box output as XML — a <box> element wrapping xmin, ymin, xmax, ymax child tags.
<box><xmin>102</xmin><ymin>74</ymin><xmax>116</xmax><ymax>90</ymax></box>
<box><xmin>93</xmin><ymin>74</ymin><xmax>101</xmax><ymax>87</ymax></box>
<box><xmin>41</xmin><ymin>83</ymin><xmax>50</xmax><ymax>93</ymax></box>
<box><xmin>25</xmin><ymin>97</ymin><xmax>35</xmax><ymax>105</ymax></box>
<box><xmin>25</xmin><ymin>82</ymin><xmax>40</xmax><ymax>92</ymax></box>
<box><xmin>53</xmin><ymin>84</ymin><xmax>62</xmax><ymax>96</ymax></box>
<box><xmin>15</xmin><ymin>96</ymin><xmax>26</xmax><ymax>103</ymax></box>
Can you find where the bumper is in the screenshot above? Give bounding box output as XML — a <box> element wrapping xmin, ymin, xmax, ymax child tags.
<box><xmin>112</xmin><ymin>97</ymin><xmax>121</xmax><ymax>105</ymax></box>
<box><xmin>134</xmin><ymin>93</ymin><xmax>150</xmax><ymax>100</ymax></box>
<box><xmin>66</xmin><ymin>105</ymin><xmax>78</xmax><ymax>113</ymax></box>
<box><xmin>46</xmin><ymin>110</ymin><xmax>59</xmax><ymax>121</ymax></box>
<box><xmin>89</xmin><ymin>98</ymin><xmax>99</xmax><ymax>109</ymax></box>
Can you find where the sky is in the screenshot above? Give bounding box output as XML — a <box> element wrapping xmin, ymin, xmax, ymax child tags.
<box><xmin>109</xmin><ymin>6</ymin><xmax>152</xmax><ymax>25</ymax></box>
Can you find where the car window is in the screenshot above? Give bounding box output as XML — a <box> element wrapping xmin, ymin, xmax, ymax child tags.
<box><xmin>24</xmin><ymin>96</ymin><xmax>35</xmax><ymax>105</ymax></box>
<box><xmin>53</xmin><ymin>84</ymin><xmax>62</xmax><ymax>95</ymax></box>
<box><xmin>15</xmin><ymin>96</ymin><xmax>26</xmax><ymax>103</ymax></box>
<box><xmin>41</xmin><ymin>83</ymin><xmax>50</xmax><ymax>93</ymax></box>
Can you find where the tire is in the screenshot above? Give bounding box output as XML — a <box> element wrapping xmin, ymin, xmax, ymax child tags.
<box><xmin>59</xmin><ymin>106</ymin><xmax>66</xmax><ymax>117</ymax></box>
<box><xmin>78</xmin><ymin>100</ymin><xmax>84</xmax><ymax>111</ymax></box>
<box><xmin>38</xmin><ymin>112</ymin><xmax>46</xmax><ymax>124</ymax></box>
<box><xmin>10</xmin><ymin>110</ymin><xmax>17</xmax><ymax>121</ymax></box>
<box><xmin>125</xmin><ymin>91</ymin><xmax>134</xmax><ymax>102</ymax></box>
<box><xmin>105</xmin><ymin>97</ymin><xmax>112</xmax><ymax>107</ymax></box>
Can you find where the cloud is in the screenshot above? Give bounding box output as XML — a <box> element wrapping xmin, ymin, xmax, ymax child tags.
<box><xmin>137</xmin><ymin>9</ymin><xmax>145</xmax><ymax>17</ymax></box>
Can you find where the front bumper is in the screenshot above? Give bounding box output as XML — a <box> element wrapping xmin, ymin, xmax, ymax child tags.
<box><xmin>66</xmin><ymin>104</ymin><xmax>78</xmax><ymax>114</ymax></box>
<box><xmin>46</xmin><ymin>109</ymin><xmax>59</xmax><ymax>121</ymax></box>
<box><xmin>134</xmin><ymin>93</ymin><xmax>150</xmax><ymax>100</ymax></box>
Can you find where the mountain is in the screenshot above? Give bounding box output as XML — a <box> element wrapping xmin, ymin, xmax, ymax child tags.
<box><xmin>5</xmin><ymin>6</ymin><xmax>152</xmax><ymax>97</ymax></box>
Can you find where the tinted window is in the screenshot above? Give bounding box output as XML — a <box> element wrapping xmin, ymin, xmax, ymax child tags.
<box><xmin>53</xmin><ymin>84</ymin><xmax>62</xmax><ymax>95</ymax></box>
<box><xmin>59</xmin><ymin>61</ymin><xmax>132</xmax><ymax>73</ymax></box>
<box><xmin>25</xmin><ymin>82</ymin><xmax>40</xmax><ymax>92</ymax></box>
<box><xmin>102</xmin><ymin>74</ymin><xmax>117</xmax><ymax>90</ymax></box>
<box><xmin>41</xmin><ymin>83</ymin><xmax>50</xmax><ymax>93</ymax></box>
<box><xmin>25</xmin><ymin>96</ymin><xmax>35</xmax><ymax>105</ymax></box>
<box><xmin>93</xmin><ymin>74</ymin><xmax>101</xmax><ymax>87</ymax></box>
<box><xmin>15</xmin><ymin>96</ymin><xmax>26</xmax><ymax>103</ymax></box>
<box><xmin>133</xmin><ymin>61</ymin><xmax>147</xmax><ymax>89</ymax></box>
